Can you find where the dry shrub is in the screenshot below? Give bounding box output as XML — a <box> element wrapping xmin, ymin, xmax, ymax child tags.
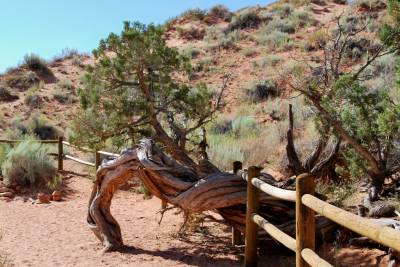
<box><xmin>5</xmin><ymin>71</ymin><xmax>40</xmax><ymax>91</ymax></box>
<box><xmin>2</xmin><ymin>139</ymin><xmax>56</xmax><ymax>188</ymax></box>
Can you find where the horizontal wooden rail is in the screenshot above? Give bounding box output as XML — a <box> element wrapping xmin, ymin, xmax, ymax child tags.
<box><xmin>62</xmin><ymin>141</ymin><xmax>94</xmax><ymax>153</ymax></box>
<box><xmin>98</xmin><ymin>150</ymin><xmax>120</xmax><ymax>158</ymax></box>
<box><xmin>251</xmin><ymin>177</ymin><xmax>296</xmax><ymax>202</ymax></box>
<box><xmin>302</xmin><ymin>194</ymin><xmax>400</xmax><ymax>252</ymax></box>
<box><xmin>252</xmin><ymin>214</ymin><xmax>296</xmax><ymax>252</ymax></box>
<box><xmin>65</xmin><ymin>155</ymin><xmax>95</xmax><ymax>167</ymax></box>
<box><xmin>0</xmin><ymin>139</ymin><xmax>58</xmax><ymax>144</ymax></box>
<box><xmin>301</xmin><ymin>249</ymin><xmax>332</xmax><ymax>267</ymax></box>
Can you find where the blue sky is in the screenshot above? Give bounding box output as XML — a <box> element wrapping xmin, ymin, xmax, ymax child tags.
<box><xmin>0</xmin><ymin>0</ymin><xmax>271</xmax><ymax>73</ymax></box>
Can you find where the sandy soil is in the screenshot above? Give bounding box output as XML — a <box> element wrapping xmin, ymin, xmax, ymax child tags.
<box><xmin>0</xmin><ymin>160</ymin><xmax>394</xmax><ymax>267</ymax></box>
<box><xmin>0</xmin><ymin>170</ymin><xmax>242</xmax><ymax>267</ymax></box>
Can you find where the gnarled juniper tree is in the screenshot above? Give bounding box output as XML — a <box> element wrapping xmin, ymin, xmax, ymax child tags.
<box><xmin>72</xmin><ymin>22</ymin><xmax>226</xmax><ymax>167</ymax></box>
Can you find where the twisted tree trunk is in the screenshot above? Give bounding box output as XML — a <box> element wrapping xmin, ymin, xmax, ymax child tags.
<box><xmin>87</xmin><ymin>138</ymin><xmax>298</xmax><ymax>251</ymax></box>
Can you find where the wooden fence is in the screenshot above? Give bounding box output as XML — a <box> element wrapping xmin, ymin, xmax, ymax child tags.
<box><xmin>243</xmin><ymin>165</ymin><xmax>400</xmax><ymax>267</ymax></box>
<box><xmin>0</xmin><ymin>137</ymin><xmax>168</xmax><ymax>207</ymax></box>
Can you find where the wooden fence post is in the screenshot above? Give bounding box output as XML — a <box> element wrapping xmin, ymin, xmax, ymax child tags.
<box><xmin>232</xmin><ymin>161</ymin><xmax>243</xmax><ymax>246</ymax></box>
<box><xmin>245</xmin><ymin>166</ymin><xmax>260</xmax><ymax>267</ymax></box>
<box><xmin>95</xmin><ymin>151</ymin><xmax>101</xmax><ymax>171</ymax></box>
<box><xmin>296</xmin><ymin>173</ymin><xmax>315</xmax><ymax>267</ymax></box>
<box><xmin>58</xmin><ymin>136</ymin><xmax>63</xmax><ymax>171</ymax></box>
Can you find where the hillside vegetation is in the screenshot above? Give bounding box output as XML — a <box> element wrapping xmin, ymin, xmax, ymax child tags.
<box><xmin>0</xmin><ymin>0</ymin><xmax>397</xmax><ymax>190</ymax></box>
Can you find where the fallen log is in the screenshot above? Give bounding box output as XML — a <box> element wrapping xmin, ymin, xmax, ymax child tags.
<box><xmin>87</xmin><ymin>138</ymin><xmax>332</xmax><ymax>252</ymax></box>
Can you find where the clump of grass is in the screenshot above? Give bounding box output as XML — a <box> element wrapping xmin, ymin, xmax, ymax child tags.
<box><xmin>181</xmin><ymin>45</ymin><xmax>202</xmax><ymax>59</ymax></box>
<box><xmin>245</xmin><ymin>79</ymin><xmax>279</xmax><ymax>103</ymax></box>
<box><xmin>2</xmin><ymin>139</ymin><xmax>56</xmax><ymax>188</ymax></box>
<box><xmin>207</xmin><ymin>5</ymin><xmax>233</xmax><ymax>22</ymax></box>
<box><xmin>176</xmin><ymin>26</ymin><xmax>205</xmax><ymax>40</ymax></box>
<box><xmin>253</xmin><ymin>55</ymin><xmax>281</xmax><ymax>68</ymax></box>
<box><xmin>193</xmin><ymin>56</ymin><xmax>217</xmax><ymax>72</ymax></box>
<box><xmin>227</xmin><ymin>9</ymin><xmax>262</xmax><ymax>32</ymax></box>
<box><xmin>47</xmin><ymin>175</ymin><xmax>62</xmax><ymax>190</ymax></box>
<box><xmin>241</xmin><ymin>48</ymin><xmax>257</xmax><ymax>57</ymax></box>
<box><xmin>0</xmin><ymin>85</ymin><xmax>19</xmax><ymax>102</ymax></box>
<box><xmin>316</xmin><ymin>178</ymin><xmax>358</xmax><ymax>207</ymax></box>
<box><xmin>26</xmin><ymin>114</ymin><xmax>59</xmax><ymax>140</ymax></box>
<box><xmin>23</xmin><ymin>53</ymin><xmax>53</xmax><ymax>76</ymax></box>
<box><xmin>5</xmin><ymin>71</ymin><xmax>40</xmax><ymax>91</ymax></box>
<box><xmin>136</xmin><ymin>181</ymin><xmax>152</xmax><ymax>199</ymax></box>
<box><xmin>304</xmin><ymin>28</ymin><xmax>330</xmax><ymax>51</ymax></box>
<box><xmin>255</xmin><ymin>30</ymin><xmax>294</xmax><ymax>50</ymax></box>
<box><xmin>24</xmin><ymin>87</ymin><xmax>42</xmax><ymax>109</ymax></box>
<box><xmin>53</xmin><ymin>79</ymin><xmax>76</xmax><ymax>103</ymax></box>
<box><xmin>180</xmin><ymin>8</ymin><xmax>206</xmax><ymax>21</ymax></box>
<box><xmin>206</xmin><ymin>30</ymin><xmax>243</xmax><ymax>52</ymax></box>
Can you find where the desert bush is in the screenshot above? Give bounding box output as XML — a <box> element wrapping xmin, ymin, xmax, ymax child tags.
<box><xmin>246</xmin><ymin>79</ymin><xmax>279</xmax><ymax>102</ymax></box>
<box><xmin>57</xmin><ymin>79</ymin><xmax>75</xmax><ymax>91</ymax></box>
<box><xmin>206</xmin><ymin>30</ymin><xmax>243</xmax><ymax>51</ymax></box>
<box><xmin>256</xmin><ymin>30</ymin><xmax>294</xmax><ymax>50</ymax></box>
<box><xmin>26</xmin><ymin>114</ymin><xmax>59</xmax><ymax>140</ymax></box>
<box><xmin>276</xmin><ymin>3</ymin><xmax>294</xmax><ymax>17</ymax></box>
<box><xmin>207</xmin><ymin>5</ymin><xmax>233</xmax><ymax>22</ymax></box>
<box><xmin>210</xmin><ymin>118</ymin><xmax>232</xmax><ymax>135</ymax></box>
<box><xmin>353</xmin><ymin>0</ymin><xmax>386</xmax><ymax>11</ymax></box>
<box><xmin>60</xmin><ymin>48</ymin><xmax>80</xmax><ymax>59</ymax></box>
<box><xmin>180</xmin><ymin>8</ymin><xmax>206</xmax><ymax>21</ymax></box>
<box><xmin>5</xmin><ymin>71</ymin><xmax>40</xmax><ymax>91</ymax></box>
<box><xmin>227</xmin><ymin>9</ymin><xmax>262</xmax><ymax>31</ymax></box>
<box><xmin>24</xmin><ymin>88</ymin><xmax>42</xmax><ymax>108</ymax></box>
<box><xmin>177</xmin><ymin>26</ymin><xmax>205</xmax><ymax>40</ymax></box>
<box><xmin>23</xmin><ymin>53</ymin><xmax>52</xmax><ymax>75</ymax></box>
<box><xmin>53</xmin><ymin>89</ymin><xmax>75</xmax><ymax>104</ymax></box>
<box><xmin>316</xmin><ymin>178</ymin><xmax>358</xmax><ymax>207</ymax></box>
<box><xmin>242</xmin><ymin>48</ymin><xmax>257</xmax><ymax>57</ymax></box>
<box><xmin>203</xmin><ymin>25</ymin><xmax>224</xmax><ymax>42</ymax></box>
<box><xmin>264</xmin><ymin>18</ymin><xmax>296</xmax><ymax>34</ymax></box>
<box><xmin>304</xmin><ymin>28</ymin><xmax>330</xmax><ymax>51</ymax></box>
<box><xmin>253</xmin><ymin>55</ymin><xmax>281</xmax><ymax>68</ymax></box>
<box><xmin>2</xmin><ymin>139</ymin><xmax>56</xmax><ymax>188</ymax></box>
<box><xmin>0</xmin><ymin>85</ymin><xmax>19</xmax><ymax>102</ymax></box>
<box><xmin>181</xmin><ymin>45</ymin><xmax>202</xmax><ymax>59</ymax></box>
<box><xmin>193</xmin><ymin>56</ymin><xmax>217</xmax><ymax>73</ymax></box>
<box><xmin>232</xmin><ymin>116</ymin><xmax>259</xmax><ymax>136</ymax></box>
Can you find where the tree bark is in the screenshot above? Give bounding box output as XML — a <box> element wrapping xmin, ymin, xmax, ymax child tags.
<box><xmin>87</xmin><ymin>138</ymin><xmax>300</xmax><ymax>251</ymax></box>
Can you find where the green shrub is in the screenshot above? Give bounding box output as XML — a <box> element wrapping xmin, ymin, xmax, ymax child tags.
<box><xmin>246</xmin><ymin>79</ymin><xmax>279</xmax><ymax>102</ymax></box>
<box><xmin>181</xmin><ymin>45</ymin><xmax>202</xmax><ymax>59</ymax></box>
<box><xmin>304</xmin><ymin>28</ymin><xmax>330</xmax><ymax>51</ymax></box>
<box><xmin>176</xmin><ymin>26</ymin><xmax>205</xmax><ymax>40</ymax></box>
<box><xmin>23</xmin><ymin>53</ymin><xmax>52</xmax><ymax>75</ymax></box>
<box><xmin>242</xmin><ymin>48</ymin><xmax>257</xmax><ymax>57</ymax></box>
<box><xmin>193</xmin><ymin>56</ymin><xmax>217</xmax><ymax>72</ymax></box>
<box><xmin>253</xmin><ymin>55</ymin><xmax>281</xmax><ymax>68</ymax></box>
<box><xmin>227</xmin><ymin>9</ymin><xmax>262</xmax><ymax>31</ymax></box>
<box><xmin>276</xmin><ymin>3</ymin><xmax>294</xmax><ymax>17</ymax></box>
<box><xmin>53</xmin><ymin>89</ymin><xmax>75</xmax><ymax>104</ymax></box>
<box><xmin>2</xmin><ymin>139</ymin><xmax>56</xmax><ymax>188</ymax></box>
<box><xmin>5</xmin><ymin>71</ymin><xmax>40</xmax><ymax>91</ymax></box>
<box><xmin>0</xmin><ymin>85</ymin><xmax>19</xmax><ymax>102</ymax></box>
<box><xmin>232</xmin><ymin>116</ymin><xmax>259</xmax><ymax>136</ymax></box>
<box><xmin>256</xmin><ymin>30</ymin><xmax>293</xmax><ymax>50</ymax></box>
<box><xmin>352</xmin><ymin>0</ymin><xmax>386</xmax><ymax>11</ymax></box>
<box><xmin>180</xmin><ymin>8</ymin><xmax>206</xmax><ymax>20</ymax></box>
<box><xmin>264</xmin><ymin>18</ymin><xmax>295</xmax><ymax>34</ymax></box>
<box><xmin>24</xmin><ymin>88</ymin><xmax>42</xmax><ymax>108</ymax></box>
<box><xmin>207</xmin><ymin>5</ymin><xmax>232</xmax><ymax>22</ymax></box>
<box><xmin>26</xmin><ymin>114</ymin><xmax>59</xmax><ymax>140</ymax></box>
<box><xmin>210</xmin><ymin>118</ymin><xmax>232</xmax><ymax>135</ymax></box>
<box><xmin>206</xmin><ymin>30</ymin><xmax>243</xmax><ymax>51</ymax></box>
<box><xmin>203</xmin><ymin>25</ymin><xmax>223</xmax><ymax>42</ymax></box>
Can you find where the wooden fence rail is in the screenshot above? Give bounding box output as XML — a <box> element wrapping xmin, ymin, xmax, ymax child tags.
<box><xmin>243</xmin><ymin>166</ymin><xmax>400</xmax><ymax>267</ymax></box>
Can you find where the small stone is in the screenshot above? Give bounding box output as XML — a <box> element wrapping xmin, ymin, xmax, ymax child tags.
<box><xmin>52</xmin><ymin>190</ymin><xmax>62</xmax><ymax>201</ymax></box>
<box><xmin>37</xmin><ymin>193</ymin><xmax>50</xmax><ymax>204</ymax></box>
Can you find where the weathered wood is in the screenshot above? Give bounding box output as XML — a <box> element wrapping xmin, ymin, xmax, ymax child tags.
<box><xmin>95</xmin><ymin>151</ymin><xmax>101</xmax><ymax>170</ymax></box>
<box><xmin>252</xmin><ymin>214</ymin><xmax>296</xmax><ymax>252</ymax></box>
<box><xmin>98</xmin><ymin>150</ymin><xmax>120</xmax><ymax>158</ymax></box>
<box><xmin>232</xmin><ymin>161</ymin><xmax>243</xmax><ymax>246</ymax></box>
<box><xmin>301</xmin><ymin>248</ymin><xmax>332</xmax><ymax>267</ymax></box>
<box><xmin>245</xmin><ymin>166</ymin><xmax>260</xmax><ymax>267</ymax></box>
<box><xmin>62</xmin><ymin>141</ymin><xmax>94</xmax><ymax>153</ymax></box>
<box><xmin>65</xmin><ymin>155</ymin><xmax>95</xmax><ymax>167</ymax></box>
<box><xmin>296</xmin><ymin>173</ymin><xmax>315</xmax><ymax>267</ymax></box>
<box><xmin>302</xmin><ymin>194</ymin><xmax>400</xmax><ymax>251</ymax></box>
<box><xmin>87</xmin><ymin>139</ymin><xmax>296</xmax><ymax>252</ymax></box>
<box><xmin>0</xmin><ymin>139</ymin><xmax>58</xmax><ymax>144</ymax></box>
<box><xmin>251</xmin><ymin>178</ymin><xmax>296</xmax><ymax>202</ymax></box>
<box><xmin>58</xmin><ymin>137</ymin><xmax>63</xmax><ymax>171</ymax></box>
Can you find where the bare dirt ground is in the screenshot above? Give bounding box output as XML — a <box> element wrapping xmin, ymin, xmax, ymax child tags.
<box><xmin>0</xmin><ymin>160</ymin><xmax>393</xmax><ymax>267</ymax></box>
